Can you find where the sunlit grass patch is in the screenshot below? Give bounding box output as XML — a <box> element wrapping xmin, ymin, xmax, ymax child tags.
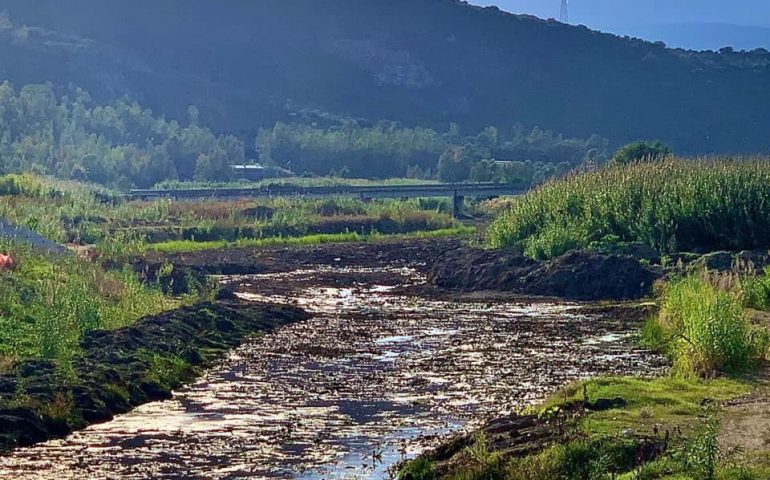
<box><xmin>146</xmin><ymin>227</ymin><xmax>476</xmax><ymax>254</ymax></box>
<box><xmin>544</xmin><ymin>376</ymin><xmax>751</xmax><ymax>437</ymax></box>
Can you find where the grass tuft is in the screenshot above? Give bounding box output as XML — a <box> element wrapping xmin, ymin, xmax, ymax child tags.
<box><xmin>643</xmin><ymin>275</ymin><xmax>767</xmax><ymax>377</ymax></box>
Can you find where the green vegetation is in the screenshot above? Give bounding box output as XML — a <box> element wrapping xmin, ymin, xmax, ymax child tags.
<box><xmin>740</xmin><ymin>266</ymin><xmax>770</xmax><ymax>311</ymax></box>
<box><xmin>0</xmin><ymin>241</ymin><xmax>174</xmax><ymax>363</ymax></box>
<box><xmin>0</xmin><ymin>83</ymin><xmax>250</xmax><ymax>188</ymax></box>
<box><xmin>488</xmin><ymin>159</ymin><xmax>770</xmax><ymax>259</ymax></box>
<box><xmin>0</xmin><ymin>173</ymin><xmax>462</xmax><ymax>251</ymax></box>
<box><xmin>0</xmin><ymin>78</ymin><xmax>606</xmax><ymax>189</ymax></box>
<box><xmin>259</xmin><ymin>122</ymin><xmax>606</xmax><ymax>182</ymax></box>
<box><xmin>644</xmin><ymin>275</ymin><xmax>768</xmax><ymax>377</ymax></box>
<box><xmin>610</xmin><ymin>141</ymin><xmax>673</xmax><ymax>166</ymax></box>
<box><xmin>147</xmin><ymin>227</ymin><xmax>474</xmax><ymax>254</ymax></box>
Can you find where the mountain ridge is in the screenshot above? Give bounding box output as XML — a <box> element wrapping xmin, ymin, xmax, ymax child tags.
<box><xmin>0</xmin><ymin>0</ymin><xmax>769</xmax><ymax>153</ymax></box>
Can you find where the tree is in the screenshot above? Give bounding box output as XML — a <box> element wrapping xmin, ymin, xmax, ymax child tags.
<box><xmin>610</xmin><ymin>141</ymin><xmax>672</xmax><ymax>166</ymax></box>
<box><xmin>437</xmin><ymin>147</ymin><xmax>474</xmax><ymax>183</ymax></box>
<box><xmin>194</xmin><ymin>145</ymin><xmax>233</xmax><ymax>181</ymax></box>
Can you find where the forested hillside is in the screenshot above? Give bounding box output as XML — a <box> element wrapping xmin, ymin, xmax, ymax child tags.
<box><xmin>0</xmin><ymin>80</ymin><xmax>604</xmax><ymax>187</ymax></box>
<box><xmin>1</xmin><ymin>0</ymin><xmax>770</xmax><ymax>154</ymax></box>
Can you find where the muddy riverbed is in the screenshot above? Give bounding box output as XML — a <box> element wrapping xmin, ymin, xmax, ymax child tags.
<box><xmin>0</xmin><ymin>266</ymin><xmax>666</xmax><ymax>479</ymax></box>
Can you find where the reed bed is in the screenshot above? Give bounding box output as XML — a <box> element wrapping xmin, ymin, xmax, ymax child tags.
<box><xmin>488</xmin><ymin>158</ymin><xmax>770</xmax><ymax>259</ymax></box>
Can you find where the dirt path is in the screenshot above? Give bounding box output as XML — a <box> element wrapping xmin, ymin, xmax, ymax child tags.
<box><xmin>719</xmin><ymin>370</ymin><xmax>770</xmax><ymax>461</ymax></box>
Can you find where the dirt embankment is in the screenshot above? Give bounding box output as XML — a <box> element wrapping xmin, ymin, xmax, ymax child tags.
<box><xmin>133</xmin><ymin>237</ymin><xmax>661</xmax><ymax>301</ymax></box>
<box><xmin>0</xmin><ymin>301</ymin><xmax>308</xmax><ymax>453</ymax></box>
<box><xmin>428</xmin><ymin>246</ymin><xmax>662</xmax><ymax>301</ymax></box>
<box><xmin>132</xmin><ymin>237</ymin><xmax>467</xmax><ymax>293</ymax></box>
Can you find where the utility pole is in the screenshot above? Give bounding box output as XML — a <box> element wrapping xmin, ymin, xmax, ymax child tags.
<box><xmin>560</xmin><ymin>0</ymin><xmax>569</xmax><ymax>23</ymax></box>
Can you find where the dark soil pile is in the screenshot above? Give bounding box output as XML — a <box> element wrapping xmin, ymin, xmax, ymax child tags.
<box><xmin>132</xmin><ymin>237</ymin><xmax>467</xmax><ymax>293</ymax></box>
<box><xmin>0</xmin><ymin>301</ymin><xmax>308</xmax><ymax>453</ymax></box>
<box><xmin>429</xmin><ymin>247</ymin><xmax>662</xmax><ymax>301</ymax></box>
<box><xmin>133</xmin><ymin>237</ymin><xmax>661</xmax><ymax>300</ymax></box>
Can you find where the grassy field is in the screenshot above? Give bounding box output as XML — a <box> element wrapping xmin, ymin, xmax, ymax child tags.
<box><xmin>146</xmin><ymin>227</ymin><xmax>475</xmax><ymax>254</ymax></box>
<box><xmin>488</xmin><ymin>158</ymin><xmax>770</xmax><ymax>259</ymax></box>
<box><xmin>0</xmin><ymin>173</ymin><xmax>463</xmax><ymax>250</ymax></box>
<box><xmin>0</xmin><ymin>241</ymin><xmax>178</xmax><ymax>364</ymax></box>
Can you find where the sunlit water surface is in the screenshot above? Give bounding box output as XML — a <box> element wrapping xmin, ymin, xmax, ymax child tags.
<box><xmin>0</xmin><ymin>267</ymin><xmax>665</xmax><ymax>479</ymax></box>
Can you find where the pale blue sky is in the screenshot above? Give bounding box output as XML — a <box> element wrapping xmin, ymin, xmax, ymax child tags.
<box><xmin>471</xmin><ymin>1</ymin><xmax>770</xmax><ymax>27</ymax></box>
<box><xmin>470</xmin><ymin>1</ymin><xmax>770</xmax><ymax>50</ymax></box>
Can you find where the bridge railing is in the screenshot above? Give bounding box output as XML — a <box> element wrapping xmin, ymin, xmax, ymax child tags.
<box><xmin>127</xmin><ymin>183</ymin><xmax>526</xmax><ymax>200</ymax></box>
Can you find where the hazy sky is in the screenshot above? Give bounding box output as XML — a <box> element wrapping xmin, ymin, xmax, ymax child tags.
<box><xmin>471</xmin><ymin>1</ymin><xmax>770</xmax><ymax>28</ymax></box>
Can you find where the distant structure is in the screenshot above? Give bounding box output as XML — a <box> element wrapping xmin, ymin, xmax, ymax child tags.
<box><xmin>229</xmin><ymin>164</ymin><xmax>293</xmax><ymax>181</ymax></box>
<box><xmin>560</xmin><ymin>0</ymin><xmax>569</xmax><ymax>23</ymax></box>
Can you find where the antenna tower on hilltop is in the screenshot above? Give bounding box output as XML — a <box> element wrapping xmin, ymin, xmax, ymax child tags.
<box><xmin>560</xmin><ymin>0</ymin><xmax>569</xmax><ymax>23</ymax></box>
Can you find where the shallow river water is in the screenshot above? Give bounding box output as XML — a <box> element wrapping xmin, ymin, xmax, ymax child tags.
<box><xmin>0</xmin><ymin>266</ymin><xmax>665</xmax><ymax>479</ymax></box>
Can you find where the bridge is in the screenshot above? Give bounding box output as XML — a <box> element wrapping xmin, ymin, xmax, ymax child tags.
<box><xmin>127</xmin><ymin>183</ymin><xmax>526</xmax><ymax>218</ymax></box>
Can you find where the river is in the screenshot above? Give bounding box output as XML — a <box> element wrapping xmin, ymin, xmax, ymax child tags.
<box><xmin>0</xmin><ymin>266</ymin><xmax>665</xmax><ymax>479</ymax></box>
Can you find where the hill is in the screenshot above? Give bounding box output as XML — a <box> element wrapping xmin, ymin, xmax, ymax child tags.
<box><xmin>1</xmin><ymin>0</ymin><xmax>770</xmax><ymax>154</ymax></box>
<box><xmin>616</xmin><ymin>23</ymin><xmax>770</xmax><ymax>52</ymax></box>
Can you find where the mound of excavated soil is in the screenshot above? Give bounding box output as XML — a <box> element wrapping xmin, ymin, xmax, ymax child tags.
<box><xmin>132</xmin><ymin>237</ymin><xmax>661</xmax><ymax>300</ymax></box>
<box><xmin>0</xmin><ymin>301</ymin><xmax>308</xmax><ymax>453</ymax></box>
<box><xmin>429</xmin><ymin>247</ymin><xmax>661</xmax><ymax>301</ymax></box>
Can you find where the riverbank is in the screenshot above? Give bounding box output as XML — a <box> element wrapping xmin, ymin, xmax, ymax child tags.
<box><xmin>0</xmin><ymin>300</ymin><xmax>308</xmax><ymax>453</ymax></box>
<box><xmin>0</xmin><ymin>263</ymin><xmax>666</xmax><ymax>478</ymax></box>
<box><xmin>133</xmin><ymin>236</ymin><xmax>664</xmax><ymax>302</ymax></box>
<box><xmin>397</xmin><ymin>159</ymin><xmax>770</xmax><ymax>479</ymax></box>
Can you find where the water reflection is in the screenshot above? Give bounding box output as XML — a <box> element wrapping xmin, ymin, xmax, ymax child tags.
<box><xmin>0</xmin><ymin>267</ymin><xmax>665</xmax><ymax>479</ymax></box>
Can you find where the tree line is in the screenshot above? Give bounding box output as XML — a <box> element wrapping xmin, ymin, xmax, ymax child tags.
<box><xmin>257</xmin><ymin>122</ymin><xmax>609</xmax><ymax>185</ymax></box>
<box><xmin>0</xmin><ymin>83</ymin><xmax>240</xmax><ymax>188</ymax></box>
<box><xmin>0</xmin><ymin>82</ymin><xmax>611</xmax><ymax>188</ymax></box>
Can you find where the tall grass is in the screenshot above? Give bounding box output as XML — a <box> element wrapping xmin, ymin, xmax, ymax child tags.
<box><xmin>739</xmin><ymin>266</ymin><xmax>770</xmax><ymax>311</ymax></box>
<box><xmin>488</xmin><ymin>158</ymin><xmax>770</xmax><ymax>259</ymax></box>
<box><xmin>0</xmin><ymin>242</ymin><xmax>173</xmax><ymax>362</ymax></box>
<box><xmin>644</xmin><ymin>275</ymin><xmax>767</xmax><ymax>377</ymax></box>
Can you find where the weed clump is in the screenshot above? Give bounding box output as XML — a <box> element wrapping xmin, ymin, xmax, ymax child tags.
<box><xmin>643</xmin><ymin>275</ymin><xmax>767</xmax><ymax>377</ymax></box>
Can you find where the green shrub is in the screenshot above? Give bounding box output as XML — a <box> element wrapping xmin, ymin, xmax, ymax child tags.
<box><xmin>398</xmin><ymin>457</ymin><xmax>436</xmax><ymax>480</ymax></box>
<box><xmin>610</xmin><ymin>140</ymin><xmax>672</xmax><ymax>166</ymax></box>
<box><xmin>489</xmin><ymin>158</ymin><xmax>770</xmax><ymax>258</ymax></box>
<box><xmin>656</xmin><ymin>276</ymin><xmax>761</xmax><ymax>377</ymax></box>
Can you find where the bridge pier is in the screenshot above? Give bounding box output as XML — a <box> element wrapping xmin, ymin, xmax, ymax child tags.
<box><xmin>452</xmin><ymin>192</ymin><xmax>465</xmax><ymax>219</ymax></box>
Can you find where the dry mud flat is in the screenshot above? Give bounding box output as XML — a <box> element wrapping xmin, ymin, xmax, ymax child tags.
<box><xmin>0</xmin><ymin>262</ymin><xmax>666</xmax><ymax>479</ymax></box>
